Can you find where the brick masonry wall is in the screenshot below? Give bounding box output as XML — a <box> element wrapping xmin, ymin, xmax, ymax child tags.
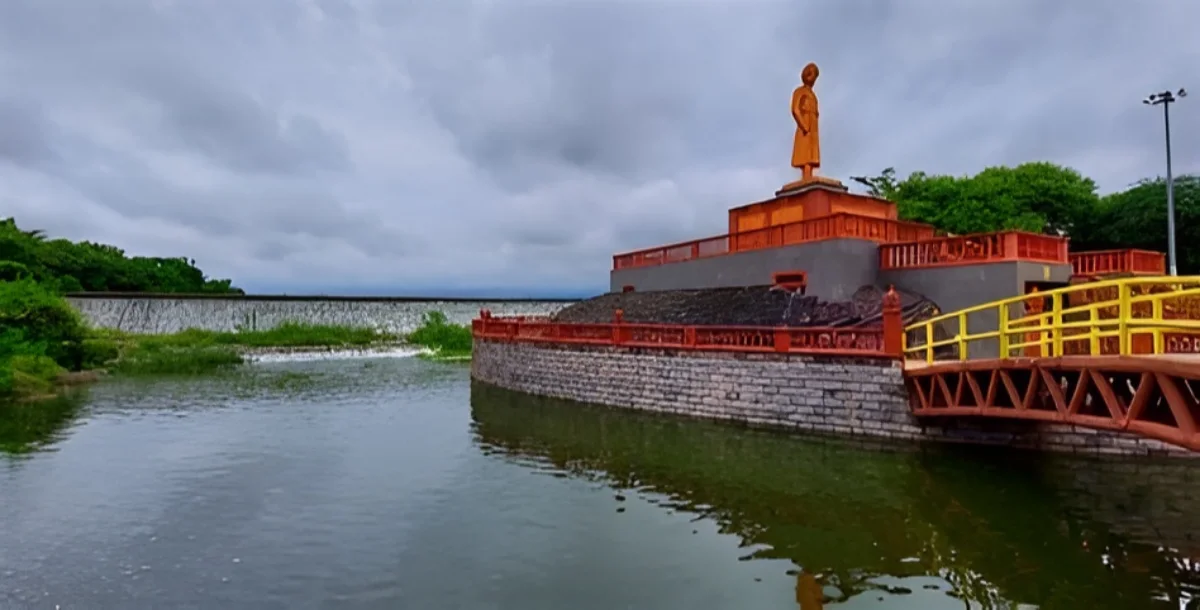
<box><xmin>472</xmin><ymin>339</ymin><xmax>1197</xmax><ymax>458</ymax></box>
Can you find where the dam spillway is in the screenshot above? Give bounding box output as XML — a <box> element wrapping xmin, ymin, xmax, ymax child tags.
<box><xmin>67</xmin><ymin>293</ymin><xmax>574</xmax><ymax>335</ymax></box>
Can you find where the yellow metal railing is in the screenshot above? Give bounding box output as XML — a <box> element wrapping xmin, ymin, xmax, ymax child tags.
<box><xmin>903</xmin><ymin>276</ymin><xmax>1200</xmax><ymax>362</ymax></box>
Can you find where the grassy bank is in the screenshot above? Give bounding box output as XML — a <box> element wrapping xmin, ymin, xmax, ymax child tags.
<box><xmin>95</xmin><ymin>322</ymin><xmax>407</xmax><ymax>376</ymax></box>
<box><xmin>1</xmin><ymin>277</ymin><xmax>477</xmax><ymax>401</ymax></box>
<box><xmin>93</xmin><ymin>314</ymin><xmax>470</xmax><ymax>375</ymax></box>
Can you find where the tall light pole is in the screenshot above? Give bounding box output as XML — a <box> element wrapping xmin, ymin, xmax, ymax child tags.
<box><xmin>1144</xmin><ymin>88</ymin><xmax>1188</xmax><ymax>276</ymax></box>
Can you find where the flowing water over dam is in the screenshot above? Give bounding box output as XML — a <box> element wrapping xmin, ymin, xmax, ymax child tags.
<box><xmin>2</xmin><ymin>356</ymin><xmax>1199</xmax><ymax>609</ymax></box>
<box><xmin>66</xmin><ymin>294</ymin><xmax>572</xmax><ymax>334</ymax></box>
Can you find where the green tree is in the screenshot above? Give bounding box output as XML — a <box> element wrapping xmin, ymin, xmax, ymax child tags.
<box><xmin>856</xmin><ymin>162</ymin><xmax>1100</xmax><ymax>237</ymax></box>
<box><xmin>1081</xmin><ymin>175</ymin><xmax>1200</xmax><ymax>273</ymax></box>
<box><xmin>0</xmin><ymin>217</ymin><xmax>241</xmax><ymax>293</ymax></box>
<box><xmin>850</xmin><ymin>167</ymin><xmax>899</xmax><ymax>200</ymax></box>
<box><xmin>0</xmin><ymin>261</ymin><xmax>32</xmax><ymax>282</ymax></box>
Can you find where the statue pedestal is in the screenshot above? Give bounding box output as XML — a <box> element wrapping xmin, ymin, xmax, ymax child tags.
<box><xmin>728</xmin><ymin>176</ymin><xmax>898</xmax><ymax>236</ymax></box>
<box><xmin>775</xmin><ymin>176</ymin><xmax>847</xmax><ymax>197</ymax></box>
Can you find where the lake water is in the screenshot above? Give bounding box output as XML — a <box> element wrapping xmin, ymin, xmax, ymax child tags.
<box><xmin>1</xmin><ymin>355</ymin><xmax>1198</xmax><ymax>609</ymax></box>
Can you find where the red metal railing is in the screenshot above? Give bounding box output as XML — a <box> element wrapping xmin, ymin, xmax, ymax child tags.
<box><xmin>612</xmin><ymin>213</ymin><xmax>935</xmax><ymax>271</ymax></box>
<box><xmin>1070</xmin><ymin>249</ymin><xmax>1166</xmax><ymax>277</ymax></box>
<box><xmin>906</xmin><ymin>358</ymin><xmax>1200</xmax><ymax>452</ymax></box>
<box><xmin>472</xmin><ymin>314</ymin><xmax>896</xmax><ymax>357</ymax></box>
<box><xmin>879</xmin><ymin>231</ymin><xmax>1069</xmax><ymax>270</ymax></box>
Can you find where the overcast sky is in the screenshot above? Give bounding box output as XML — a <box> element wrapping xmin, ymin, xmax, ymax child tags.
<box><xmin>1</xmin><ymin>0</ymin><xmax>1197</xmax><ymax>297</ymax></box>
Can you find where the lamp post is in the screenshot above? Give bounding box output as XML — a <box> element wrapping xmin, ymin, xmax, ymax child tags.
<box><xmin>1144</xmin><ymin>88</ymin><xmax>1188</xmax><ymax>276</ymax></box>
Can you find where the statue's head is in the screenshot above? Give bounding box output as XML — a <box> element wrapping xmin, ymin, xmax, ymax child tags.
<box><xmin>801</xmin><ymin>62</ymin><xmax>819</xmax><ymax>86</ymax></box>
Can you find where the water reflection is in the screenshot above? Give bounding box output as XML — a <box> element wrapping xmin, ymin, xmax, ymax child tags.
<box><xmin>469</xmin><ymin>381</ymin><xmax>1200</xmax><ymax>609</ymax></box>
<box><xmin>0</xmin><ymin>391</ymin><xmax>88</xmax><ymax>455</ymax></box>
<box><xmin>4</xmin><ymin>364</ymin><xmax>1196</xmax><ymax>609</ymax></box>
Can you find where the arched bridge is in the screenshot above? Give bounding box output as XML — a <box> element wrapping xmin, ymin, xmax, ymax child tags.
<box><xmin>902</xmin><ymin>277</ymin><xmax>1200</xmax><ymax>452</ymax></box>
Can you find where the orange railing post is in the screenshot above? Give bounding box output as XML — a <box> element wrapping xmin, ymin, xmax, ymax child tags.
<box><xmin>773</xmin><ymin>326</ymin><xmax>790</xmax><ymax>353</ymax></box>
<box><xmin>613</xmin><ymin>309</ymin><xmax>625</xmax><ymax>345</ymax></box>
<box><xmin>882</xmin><ymin>285</ymin><xmax>903</xmax><ymax>358</ymax></box>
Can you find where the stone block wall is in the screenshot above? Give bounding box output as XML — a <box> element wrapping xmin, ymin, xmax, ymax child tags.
<box><xmin>472</xmin><ymin>339</ymin><xmax>1197</xmax><ymax>458</ymax></box>
<box><xmin>473</xmin><ymin>339</ymin><xmax>924</xmax><ymax>441</ymax></box>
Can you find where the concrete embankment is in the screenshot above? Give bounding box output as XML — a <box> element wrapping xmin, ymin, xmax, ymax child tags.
<box><xmin>67</xmin><ymin>293</ymin><xmax>574</xmax><ymax>335</ymax></box>
<box><xmin>471</xmin><ymin>338</ymin><xmax>1194</xmax><ymax>458</ymax></box>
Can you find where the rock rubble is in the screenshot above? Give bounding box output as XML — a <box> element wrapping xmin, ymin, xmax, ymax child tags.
<box><xmin>552</xmin><ymin>285</ymin><xmax>940</xmax><ymax>328</ymax></box>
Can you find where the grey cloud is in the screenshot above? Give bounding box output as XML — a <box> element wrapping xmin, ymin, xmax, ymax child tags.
<box><xmin>0</xmin><ymin>97</ymin><xmax>61</xmax><ymax>168</ymax></box>
<box><xmin>0</xmin><ymin>0</ymin><xmax>1197</xmax><ymax>295</ymax></box>
<box><xmin>123</xmin><ymin>63</ymin><xmax>351</xmax><ymax>176</ymax></box>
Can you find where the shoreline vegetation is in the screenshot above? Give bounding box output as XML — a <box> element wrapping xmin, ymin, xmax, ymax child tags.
<box><xmin>1</xmin><ymin>278</ymin><xmax>474</xmax><ymax>403</ymax></box>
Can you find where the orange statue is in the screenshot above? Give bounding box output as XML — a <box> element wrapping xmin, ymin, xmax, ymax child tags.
<box><xmin>790</xmin><ymin>62</ymin><xmax>821</xmax><ymax>181</ymax></box>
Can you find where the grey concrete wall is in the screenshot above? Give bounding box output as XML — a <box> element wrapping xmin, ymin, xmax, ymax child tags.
<box><xmin>881</xmin><ymin>261</ymin><xmax>1073</xmax><ymax>359</ymax></box>
<box><xmin>610</xmin><ymin>239</ymin><xmax>879</xmax><ymax>301</ymax></box>
<box><xmin>471</xmin><ymin>339</ymin><xmax>1195</xmax><ymax>457</ymax></box>
<box><xmin>67</xmin><ymin>295</ymin><xmax>573</xmax><ymax>334</ymax></box>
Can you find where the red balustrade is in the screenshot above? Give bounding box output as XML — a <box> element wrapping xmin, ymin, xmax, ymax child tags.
<box><xmin>612</xmin><ymin>213</ymin><xmax>934</xmax><ymax>271</ymax></box>
<box><xmin>1070</xmin><ymin>249</ymin><xmax>1166</xmax><ymax>277</ymax></box>
<box><xmin>473</xmin><ymin>313</ymin><xmax>895</xmax><ymax>357</ymax></box>
<box><xmin>879</xmin><ymin>231</ymin><xmax>1069</xmax><ymax>270</ymax></box>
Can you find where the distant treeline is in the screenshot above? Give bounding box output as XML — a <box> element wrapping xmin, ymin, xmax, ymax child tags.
<box><xmin>851</xmin><ymin>163</ymin><xmax>1200</xmax><ymax>273</ymax></box>
<box><xmin>0</xmin><ymin>218</ymin><xmax>241</xmax><ymax>294</ymax></box>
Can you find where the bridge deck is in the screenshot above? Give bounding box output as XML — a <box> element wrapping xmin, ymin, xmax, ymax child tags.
<box><xmin>902</xmin><ymin>355</ymin><xmax>1200</xmax><ymax>452</ymax></box>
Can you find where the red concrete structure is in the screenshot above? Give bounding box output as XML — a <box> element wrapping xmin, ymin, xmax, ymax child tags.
<box><xmin>595</xmin><ymin>175</ymin><xmax>1192</xmax><ymax>452</ymax></box>
<box><xmin>475</xmin><ymin>63</ymin><xmax>1198</xmax><ymax>455</ymax></box>
<box><xmin>726</xmin><ymin>188</ymin><xmax>900</xmax><ymax>233</ymax></box>
<box><xmin>611</xmin><ymin>178</ymin><xmax>1164</xmax><ymax>282</ymax></box>
<box><xmin>612</xmin><ymin>212</ymin><xmax>934</xmax><ymax>271</ymax></box>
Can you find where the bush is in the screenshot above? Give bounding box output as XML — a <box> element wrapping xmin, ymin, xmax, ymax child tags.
<box><xmin>106</xmin><ymin>322</ymin><xmax>397</xmax><ymax>351</ymax></box>
<box><xmin>0</xmin><ymin>279</ymin><xmax>87</xmax><ymax>370</ymax></box>
<box><xmin>0</xmin><ymin>261</ymin><xmax>32</xmax><ymax>282</ymax></box>
<box><xmin>80</xmin><ymin>338</ymin><xmax>120</xmax><ymax>369</ymax></box>
<box><xmin>407</xmin><ymin>311</ymin><xmax>472</xmax><ymax>359</ymax></box>
<box><xmin>8</xmin><ymin>354</ymin><xmax>64</xmax><ymax>396</ymax></box>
